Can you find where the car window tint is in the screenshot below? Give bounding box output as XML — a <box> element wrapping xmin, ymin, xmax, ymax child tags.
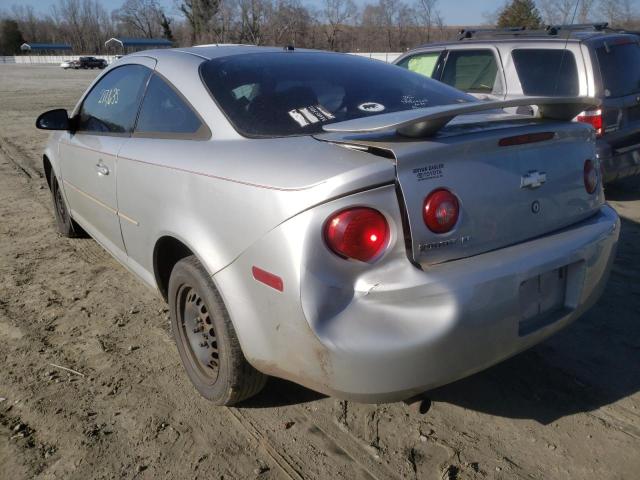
<box><xmin>200</xmin><ymin>52</ymin><xmax>474</xmax><ymax>137</ymax></box>
<box><xmin>440</xmin><ymin>50</ymin><xmax>499</xmax><ymax>93</ymax></box>
<box><xmin>396</xmin><ymin>52</ymin><xmax>440</xmax><ymax>78</ymax></box>
<box><xmin>512</xmin><ymin>49</ymin><xmax>579</xmax><ymax>96</ymax></box>
<box><xmin>595</xmin><ymin>41</ymin><xmax>640</xmax><ymax>97</ymax></box>
<box><xmin>77</xmin><ymin>65</ymin><xmax>151</xmax><ymax>135</ymax></box>
<box><xmin>135</xmin><ymin>73</ymin><xmax>207</xmax><ymax>138</ymax></box>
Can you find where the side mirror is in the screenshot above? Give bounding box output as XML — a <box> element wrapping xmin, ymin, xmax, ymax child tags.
<box><xmin>36</xmin><ymin>109</ymin><xmax>70</xmax><ymax>131</ymax></box>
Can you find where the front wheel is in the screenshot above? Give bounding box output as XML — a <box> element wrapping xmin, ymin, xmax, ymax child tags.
<box><xmin>50</xmin><ymin>173</ymin><xmax>85</xmax><ymax>238</ymax></box>
<box><xmin>168</xmin><ymin>256</ymin><xmax>267</xmax><ymax>405</ymax></box>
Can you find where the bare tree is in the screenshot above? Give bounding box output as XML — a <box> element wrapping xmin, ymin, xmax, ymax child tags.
<box><xmin>397</xmin><ymin>2</ymin><xmax>415</xmax><ymax>49</ymax></box>
<box><xmin>599</xmin><ymin>0</ymin><xmax>638</xmax><ymax>27</ymax></box>
<box><xmin>238</xmin><ymin>0</ymin><xmax>271</xmax><ymax>45</ymax></box>
<box><xmin>270</xmin><ymin>0</ymin><xmax>313</xmax><ymax>46</ymax></box>
<box><xmin>577</xmin><ymin>0</ymin><xmax>595</xmax><ymax>23</ymax></box>
<box><xmin>379</xmin><ymin>0</ymin><xmax>401</xmax><ymax>51</ymax></box>
<box><xmin>179</xmin><ymin>0</ymin><xmax>220</xmax><ymax>44</ymax></box>
<box><xmin>538</xmin><ymin>0</ymin><xmax>575</xmax><ymax>24</ymax></box>
<box><xmin>322</xmin><ymin>0</ymin><xmax>357</xmax><ymax>50</ymax></box>
<box><xmin>414</xmin><ymin>0</ymin><xmax>440</xmax><ymax>43</ymax></box>
<box><xmin>10</xmin><ymin>5</ymin><xmax>39</xmax><ymax>41</ymax></box>
<box><xmin>51</xmin><ymin>0</ymin><xmax>111</xmax><ymax>53</ymax></box>
<box><xmin>3</xmin><ymin>0</ymin><xmax>506</xmax><ymax>53</ymax></box>
<box><xmin>114</xmin><ymin>0</ymin><xmax>163</xmax><ymax>38</ymax></box>
<box><xmin>209</xmin><ymin>0</ymin><xmax>236</xmax><ymax>43</ymax></box>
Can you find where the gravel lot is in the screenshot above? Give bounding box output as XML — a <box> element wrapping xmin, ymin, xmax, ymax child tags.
<box><xmin>1</xmin><ymin>64</ymin><xmax>639</xmax><ymax>480</ymax></box>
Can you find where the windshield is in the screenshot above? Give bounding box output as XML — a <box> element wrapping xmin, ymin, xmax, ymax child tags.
<box><xmin>200</xmin><ymin>52</ymin><xmax>474</xmax><ymax>137</ymax></box>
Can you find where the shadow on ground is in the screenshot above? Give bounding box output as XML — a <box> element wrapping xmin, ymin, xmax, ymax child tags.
<box><xmin>239</xmin><ymin>377</ymin><xmax>326</xmax><ymax>408</ymax></box>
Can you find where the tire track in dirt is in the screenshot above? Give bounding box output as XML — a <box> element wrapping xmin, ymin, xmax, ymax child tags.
<box><xmin>0</xmin><ymin>134</ymin><xmax>42</xmax><ymax>180</ymax></box>
<box><xmin>227</xmin><ymin>408</ymin><xmax>304</xmax><ymax>480</ymax></box>
<box><xmin>230</xmin><ymin>401</ymin><xmax>403</xmax><ymax>480</ymax></box>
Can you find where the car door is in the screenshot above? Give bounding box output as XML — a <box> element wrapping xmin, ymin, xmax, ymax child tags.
<box><xmin>58</xmin><ymin>61</ymin><xmax>153</xmax><ymax>258</ymax></box>
<box><xmin>115</xmin><ymin>71</ymin><xmax>211</xmax><ymax>283</ymax></box>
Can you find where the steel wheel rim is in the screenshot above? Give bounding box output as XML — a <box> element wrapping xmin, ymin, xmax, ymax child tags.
<box><xmin>177</xmin><ymin>284</ymin><xmax>220</xmax><ymax>383</ymax></box>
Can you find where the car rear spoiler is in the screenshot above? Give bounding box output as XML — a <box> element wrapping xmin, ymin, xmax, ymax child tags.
<box><xmin>323</xmin><ymin>96</ymin><xmax>600</xmax><ymax>138</ymax></box>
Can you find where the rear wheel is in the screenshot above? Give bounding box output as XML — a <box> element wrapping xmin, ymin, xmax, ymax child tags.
<box><xmin>49</xmin><ymin>173</ymin><xmax>84</xmax><ymax>238</ymax></box>
<box><xmin>168</xmin><ymin>256</ymin><xmax>267</xmax><ymax>405</ymax></box>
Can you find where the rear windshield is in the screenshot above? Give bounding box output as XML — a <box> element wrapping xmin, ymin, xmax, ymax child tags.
<box><xmin>596</xmin><ymin>41</ymin><xmax>640</xmax><ymax>97</ymax></box>
<box><xmin>200</xmin><ymin>52</ymin><xmax>474</xmax><ymax>137</ymax></box>
<box><xmin>512</xmin><ymin>49</ymin><xmax>579</xmax><ymax>96</ymax></box>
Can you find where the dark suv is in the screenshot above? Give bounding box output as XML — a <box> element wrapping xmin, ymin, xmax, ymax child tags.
<box><xmin>78</xmin><ymin>56</ymin><xmax>107</xmax><ymax>69</ymax></box>
<box><xmin>395</xmin><ymin>23</ymin><xmax>640</xmax><ymax>183</ymax></box>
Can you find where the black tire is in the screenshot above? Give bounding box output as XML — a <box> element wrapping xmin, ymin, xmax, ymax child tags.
<box><xmin>168</xmin><ymin>256</ymin><xmax>267</xmax><ymax>405</ymax></box>
<box><xmin>49</xmin><ymin>173</ymin><xmax>85</xmax><ymax>238</ymax></box>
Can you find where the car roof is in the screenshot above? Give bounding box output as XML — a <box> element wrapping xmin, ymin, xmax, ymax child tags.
<box><xmin>411</xmin><ymin>31</ymin><xmax>638</xmax><ymax>50</ymax></box>
<box><xmin>129</xmin><ymin>45</ymin><xmax>331</xmax><ymax>62</ymax></box>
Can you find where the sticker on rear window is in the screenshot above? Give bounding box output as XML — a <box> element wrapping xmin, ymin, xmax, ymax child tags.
<box><xmin>358</xmin><ymin>102</ymin><xmax>385</xmax><ymax>113</ymax></box>
<box><xmin>402</xmin><ymin>95</ymin><xmax>429</xmax><ymax>109</ymax></box>
<box><xmin>288</xmin><ymin>109</ymin><xmax>309</xmax><ymax>127</ymax></box>
<box><xmin>288</xmin><ymin>105</ymin><xmax>335</xmax><ymax>127</ymax></box>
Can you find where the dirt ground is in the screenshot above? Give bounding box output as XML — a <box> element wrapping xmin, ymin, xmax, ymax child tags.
<box><xmin>0</xmin><ymin>64</ymin><xmax>639</xmax><ymax>480</ymax></box>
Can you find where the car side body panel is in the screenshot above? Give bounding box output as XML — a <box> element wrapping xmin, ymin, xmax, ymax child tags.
<box><xmin>115</xmin><ymin>135</ymin><xmax>395</xmax><ymax>288</ymax></box>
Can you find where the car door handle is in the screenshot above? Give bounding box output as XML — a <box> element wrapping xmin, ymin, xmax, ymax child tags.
<box><xmin>95</xmin><ymin>162</ymin><xmax>109</xmax><ymax>176</ymax></box>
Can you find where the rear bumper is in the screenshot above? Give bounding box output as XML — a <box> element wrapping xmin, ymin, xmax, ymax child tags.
<box><xmin>217</xmin><ymin>197</ymin><xmax>619</xmax><ymax>403</ymax></box>
<box><xmin>307</xmin><ymin>205</ymin><xmax>618</xmax><ymax>402</ymax></box>
<box><xmin>597</xmin><ymin>142</ymin><xmax>640</xmax><ymax>183</ymax></box>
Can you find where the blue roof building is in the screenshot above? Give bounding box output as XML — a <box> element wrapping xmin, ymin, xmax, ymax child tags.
<box><xmin>105</xmin><ymin>37</ymin><xmax>173</xmax><ymax>53</ymax></box>
<box><xmin>20</xmin><ymin>43</ymin><xmax>72</xmax><ymax>52</ymax></box>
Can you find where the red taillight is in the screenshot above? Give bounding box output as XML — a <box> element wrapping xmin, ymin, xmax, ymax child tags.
<box><xmin>423</xmin><ymin>189</ymin><xmax>459</xmax><ymax>234</ymax></box>
<box><xmin>584</xmin><ymin>159</ymin><xmax>598</xmax><ymax>194</ymax></box>
<box><xmin>576</xmin><ymin>109</ymin><xmax>603</xmax><ymax>137</ymax></box>
<box><xmin>324</xmin><ymin>208</ymin><xmax>389</xmax><ymax>262</ymax></box>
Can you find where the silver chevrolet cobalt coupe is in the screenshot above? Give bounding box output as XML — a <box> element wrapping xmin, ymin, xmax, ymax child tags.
<box><xmin>37</xmin><ymin>46</ymin><xmax>619</xmax><ymax>405</ymax></box>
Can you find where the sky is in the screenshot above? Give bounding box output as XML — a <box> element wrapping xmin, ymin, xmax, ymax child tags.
<box><xmin>0</xmin><ymin>0</ymin><xmax>504</xmax><ymax>26</ymax></box>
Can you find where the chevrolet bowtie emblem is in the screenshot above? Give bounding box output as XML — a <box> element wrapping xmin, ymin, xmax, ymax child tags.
<box><xmin>521</xmin><ymin>171</ymin><xmax>547</xmax><ymax>189</ymax></box>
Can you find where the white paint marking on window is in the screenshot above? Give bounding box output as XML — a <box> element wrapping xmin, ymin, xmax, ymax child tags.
<box><xmin>288</xmin><ymin>109</ymin><xmax>309</xmax><ymax>127</ymax></box>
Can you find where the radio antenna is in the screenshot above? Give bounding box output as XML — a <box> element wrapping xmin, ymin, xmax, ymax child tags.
<box><xmin>553</xmin><ymin>0</ymin><xmax>581</xmax><ymax>95</ymax></box>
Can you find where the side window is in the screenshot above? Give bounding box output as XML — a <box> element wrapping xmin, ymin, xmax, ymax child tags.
<box><xmin>440</xmin><ymin>50</ymin><xmax>499</xmax><ymax>94</ymax></box>
<box><xmin>512</xmin><ymin>49</ymin><xmax>579</xmax><ymax>96</ymax></box>
<box><xmin>594</xmin><ymin>42</ymin><xmax>640</xmax><ymax>97</ymax></box>
<box><xmin>134</xmin><ymin>73</ymin><xmax>209</xmax><ymax>139</ymax></box>
<box><xmin>396</xmin><ymin>52</ymin><xmax>441</xmax><ymax>78</ymax></box>
<box><xmin>77</xmin><ymin>65</ymin><xmax>152</xmax><ymax>135</ymax></box>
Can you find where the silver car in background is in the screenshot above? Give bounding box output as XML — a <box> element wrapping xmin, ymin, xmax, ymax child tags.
<box><xmin>36</xmin><ymin>46</ymin><xmax>619</xmax><ymax>405</ymax></box>
<box><xmin>394</xmin><ymin>23</ymin><xmax>640</xmax><ymax>183</ymax></box>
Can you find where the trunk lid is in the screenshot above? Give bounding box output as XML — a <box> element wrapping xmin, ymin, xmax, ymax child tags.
<box><xmin>318</xmin><ymin>115</ymin><xmax>603</xmax><ymax>266</ymax></box>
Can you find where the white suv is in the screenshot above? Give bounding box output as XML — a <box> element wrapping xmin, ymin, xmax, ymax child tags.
<box><xmin>394</xmin><ymin>23</ymin><xmax>640</xmax><ymax>183</ymax></box>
